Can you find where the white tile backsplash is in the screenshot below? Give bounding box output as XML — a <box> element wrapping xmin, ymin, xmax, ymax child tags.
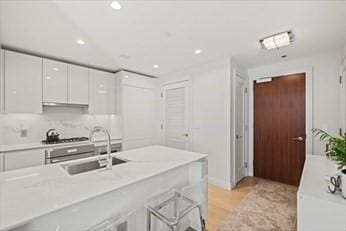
<box><xmin>0</xmin><ymin>106</ymin><xmax>122</xmax><ymax>145</ymax></box>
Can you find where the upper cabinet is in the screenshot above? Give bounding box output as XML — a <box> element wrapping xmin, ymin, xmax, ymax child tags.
<box><xmin>2</xmin><ymin>50</ymin><xmax>114</xmax><ymax>113</ymax></box>
<box><xmin>89</xmin><ymin>69</ymin><xmax>116</xmax><ymax>114</ymax></box>
<box><xmin>4</xmin><ymin>51</ymin><xmax>42</xmax><ymax>113</ymax></box>
<box><xmin>43</xmin><ymin>60</ymin><xmax>89</xmax><ymax>105</ymax></box>
<box><xmin>68</xmin><ymin>65</ymin><xmax>89</xmax><ymax>105</ymax></box>
<box><xmin>43</xmin><ymin>59</ymin><xmax>68</xmax><ymax>103</ymax></box>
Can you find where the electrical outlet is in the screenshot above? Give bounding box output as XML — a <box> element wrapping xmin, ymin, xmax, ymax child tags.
<box><xmin>20</xmin><ymin>129</ymin><xmax>28</xmax><ymax>138</ymax></box>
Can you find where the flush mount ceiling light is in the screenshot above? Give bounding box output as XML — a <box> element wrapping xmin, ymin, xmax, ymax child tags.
<box><xmin>260</xmin><ymin>31</ymin><xmax>294</xmax><ymax>50</ymax></box>
<box><xmin>76</xmin><ymin>39</ymin><xmax>85</xmax><ymax>45</ymax></box>
<box><xmin>110</xmin><ymin>1</ymin><xmax>122</xmax><ymax>10</ymax></box>
<box><xmin>194</xmin><ymin>49</ymin><xmax>202</xmax><ymax>54</ymax></box>
<box><xmin>153</xmin><ymin>64</ymin><xmax>159</xmax><ymax>69</ymax></box>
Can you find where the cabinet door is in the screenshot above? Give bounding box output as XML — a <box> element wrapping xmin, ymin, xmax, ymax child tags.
<box><xmin>89</xmin><ymin>69</ymin><xmax>116</xmax><ymax>114</ymax></box>
<box><xmin>4</xmin><ymin>51</ymin><xmax>42</xmax><ymax>113</ymax></box>
<box><xmin>68</xmin><ymin>64</ymin><xmax>89</xmax><ymax>105</ymax></box>
<box><xmin>118</xmin><ymin>71</ymin><xmax>157</xmax><ymax>150</ymax></box>
<box><xmin>43</xmin><ymin>59</ymin><xmax>68</xmax><ymax>103</ymax></box>
<box><xmin>4</xmin><ymin>149</ymin><xmax>45</xmax><ymax>171</ymax></box>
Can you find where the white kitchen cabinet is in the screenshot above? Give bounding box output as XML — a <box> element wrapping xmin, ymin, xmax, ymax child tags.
<box><xmin>117</xmin><ymin>71</ymin><xmax>158</xmax><ymax>150</ymax></box>
<box><xmin>4</xmin><ymin>149</ymin><xmax>45</xmax><ymax>171</ymax></box>
<box><xmin>43</xmin><ymin>59</ymin><xmax>68</xmax><ymax>103</ymax></box>
<box><xmin>68</xmin><ymin>64</ymin><xmax>89</xmax><ymax>105</ymax></box>
<box><xmin>4</xmin><ymin>50</ymin><xmax>42</xmax><ymax>113</ymax></box>
<box><xmin>89</xmin><ymin>69</ymin><xmax>116</xmax><ymax>114</ymax></box>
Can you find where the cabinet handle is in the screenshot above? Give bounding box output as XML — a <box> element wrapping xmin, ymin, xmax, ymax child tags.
<box><xmin>67</xmin><ymin>149</ymin><xmax>77</xmax><ymax>153</ymax></box>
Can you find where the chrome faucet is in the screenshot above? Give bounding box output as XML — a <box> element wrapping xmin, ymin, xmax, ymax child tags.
<box><xmin>89</xmin><ymin>126</ymin><xmax>112</xmax><ymax>170</ymax></box>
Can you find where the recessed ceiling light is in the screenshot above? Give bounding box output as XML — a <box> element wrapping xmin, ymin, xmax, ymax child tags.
<box><xmin>153</xmin><ymin>64</ymin><xmax>159</xmax><ymax>69</ymax></box>
<box><xmin>76</xmin><ymin>39</ymin><xmax>85</xmax><ymax>45</ymax></box>
<box><xmin>260</xmin><ymin>31</ymin><xmax>294</xmax><ymax>50</ymax></box>
<box><xmin>110</xmin><ymin>1</ymin><xmax>122</xmax><ymax>10</ymax></box>
<box><xmin>194</xmin><ymin>49</ymin><xmax>202</xmax><ymax>54</ymax></box>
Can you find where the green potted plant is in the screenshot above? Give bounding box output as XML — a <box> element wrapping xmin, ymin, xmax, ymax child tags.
<box><xmin>313</xmin><ymin>128</ymin><xmax>346</xmax><ymax>198</ymax></box>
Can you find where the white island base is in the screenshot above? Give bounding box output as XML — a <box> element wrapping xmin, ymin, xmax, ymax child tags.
<box><xmin>0</xmin><ymin>146</ymin><xmax>208</xmax><ymax>231</ymax></box>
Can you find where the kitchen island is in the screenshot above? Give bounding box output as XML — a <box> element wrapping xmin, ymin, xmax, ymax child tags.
<box><xmin>0</xmin><ymin>146</ymin><xmax>208</xmax><ymax>231</ymax></box>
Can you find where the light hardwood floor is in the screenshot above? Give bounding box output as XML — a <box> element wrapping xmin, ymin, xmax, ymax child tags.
<box><xmin>206</xmin><ymin>177</ymin><xmax>260</xmax><ymax>231</ymax></box>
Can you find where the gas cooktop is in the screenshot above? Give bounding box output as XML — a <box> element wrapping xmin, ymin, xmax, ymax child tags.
<box><xmin>41</xmin><ymin>137</ymin><xmax>89</xmax><ymax>144</ymax></box>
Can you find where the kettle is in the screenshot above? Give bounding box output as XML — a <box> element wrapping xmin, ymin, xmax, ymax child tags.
<box><xmin>46</xmin><ymin>129</ymin><xmax>60</xmax><ymax>142</ymax></box>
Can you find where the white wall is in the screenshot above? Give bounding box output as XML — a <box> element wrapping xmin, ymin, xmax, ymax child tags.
<box><xmin>160</xmin><ymin>58</ymin><xmax>247</xmax><ymax>189</ymax></box>
<box><xmin>248</xmin><ymin>50</ymin><xmax>342</xmax><ymax>175</ymax></box>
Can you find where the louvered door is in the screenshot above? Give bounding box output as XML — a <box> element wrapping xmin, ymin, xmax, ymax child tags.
<box><xmin>162</xmin><ymin>81</ymin><xmax>190</xmax><ymax>150</ymax></box>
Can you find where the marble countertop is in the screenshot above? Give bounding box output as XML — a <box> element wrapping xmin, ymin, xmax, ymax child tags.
<box><xmin>0</xmin><ymin>137</ymin><xmax>123</xmax><ymax>153</ymax></box>
<box><xmin>0</xmin><ymin>145</ymin><xmax>208</xmax><ymax>231</ymax></box>
<box><xmin>298</xmin><ymin>154</ymin><xmax>346</xmax><ymax>205</ymax></box>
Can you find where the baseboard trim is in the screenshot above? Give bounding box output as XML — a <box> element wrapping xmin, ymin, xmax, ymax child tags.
<box><xmin>208</xmin><ymin>177</ymin><xmax>232</xmax><ymax>190</ymax></box>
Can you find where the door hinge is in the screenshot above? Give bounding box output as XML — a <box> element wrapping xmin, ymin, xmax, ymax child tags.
<box><xmin>161</xmin><ymin>123</ymin><xmax>164</xmax><ymax>129</ymax></box>
<box><xmin>244</xmin><ymin>162</ymin><xmax>248</xmax><ymax>168</ymax></box>
<box><xmin>244</xmin><ymin>88</ymin><xmax>248</xmax><ymax>93</ymax></box>
<box><xmin>160</xmin><ymin>92</ymin><xmax>163</xmax><ymax>98</ymax></box>
<box><xmin>340</xmin><ymin>75</ymin><xmax>343</xmax><ymax>84</ymax></box>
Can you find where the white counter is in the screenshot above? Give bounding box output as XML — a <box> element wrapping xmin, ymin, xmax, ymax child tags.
<box><xmin>0</xmin><ymin>137</ymin><xmax>122</xmax><ymax>153</ymax></box>
<box><xmin>0</xmin><ymin>146</ymin><xmax>208</xmax><ymax>231</ymax></box>
<box><xmin>297</xmin><ymin>155</ymin><xmax>346</xmax><ymax>231</ymax></box>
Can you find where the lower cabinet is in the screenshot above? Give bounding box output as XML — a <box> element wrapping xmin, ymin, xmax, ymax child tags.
<box><xmin>4</xmin><ymin>149</ymin><xmax>45</xmax><ymax>171</ymax></box>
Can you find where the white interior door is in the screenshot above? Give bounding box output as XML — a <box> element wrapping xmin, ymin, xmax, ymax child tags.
<box><xmin>235</xmin><ymin>76</ymin><xmax>247</xmax><ymax>184</ymax></box>
<box><xmin>162</xmin><ymin>81</ymin><xmax>190</xmax><ymax>150</ymax></box>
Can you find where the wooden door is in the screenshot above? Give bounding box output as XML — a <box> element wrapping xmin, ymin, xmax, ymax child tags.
<box><xmin>254</xmin><ymin>73</ymin><xmax>306</xmax><ymax>186</ymax></box>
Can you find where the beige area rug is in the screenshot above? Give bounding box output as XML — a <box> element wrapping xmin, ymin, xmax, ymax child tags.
<box><xmin>218</xmin><ymin>179</ymin><xmax>297</xmax><ymax>231</ymax></box>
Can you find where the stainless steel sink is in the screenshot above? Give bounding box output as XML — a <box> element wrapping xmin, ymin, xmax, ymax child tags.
<box><xmin>62</xmin><ymin>157</ymin><xmax>128</xmax><ymax>175</ymax></box>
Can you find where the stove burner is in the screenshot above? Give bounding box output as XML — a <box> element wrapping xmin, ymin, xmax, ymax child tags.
<box><xmin>42</xmin><ymin>137</ymin><xmax>89</xmax><ymax>144</ymax></box>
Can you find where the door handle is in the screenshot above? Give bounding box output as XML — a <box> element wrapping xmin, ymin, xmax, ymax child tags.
<box><xmin>292</xmin><ymin>136</ymin><xmax>304</xmax><ymax>141</ymax></box>
<box><xmin>182</xmin><ymin>133</ymin><xmax>189</xmax><ymax>137</ymax></box>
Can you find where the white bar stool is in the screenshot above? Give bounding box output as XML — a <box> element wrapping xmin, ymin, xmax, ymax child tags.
<box><xmin>146</xmin><ymin>177</ymin><xmax>207</xmax><ymax>231</ymax></box>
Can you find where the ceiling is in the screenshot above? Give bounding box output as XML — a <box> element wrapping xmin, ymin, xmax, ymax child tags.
<box><xmin>1</xmin><ymin>0</ymin><xmax>345</xmax><ymax>76</ymax></box>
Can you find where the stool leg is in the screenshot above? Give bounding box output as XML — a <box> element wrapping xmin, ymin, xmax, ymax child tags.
<box><xmin>171</xmin><ymin>224</ymin><xmax>178</xmax><ymax>231</ymax></box>
<box><xmin>197</xmin><ymin>205</ymin><xmax>206</xmax><ymax>231</ymax></box>
<box><xmin>147</xmin><ymin>209</ymin><xmax>152</xmax><ymax>231</ymax></box>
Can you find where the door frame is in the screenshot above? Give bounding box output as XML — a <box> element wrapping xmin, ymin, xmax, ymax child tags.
<box><xmin>160</xmin><ymin>80</ymin><xmax>192</xmax><ymax>151</ymax></box>
<box><xmin>248</xmin><ymin>66</ymin><xmax>313</xmax><ymax>176</ymax></box>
